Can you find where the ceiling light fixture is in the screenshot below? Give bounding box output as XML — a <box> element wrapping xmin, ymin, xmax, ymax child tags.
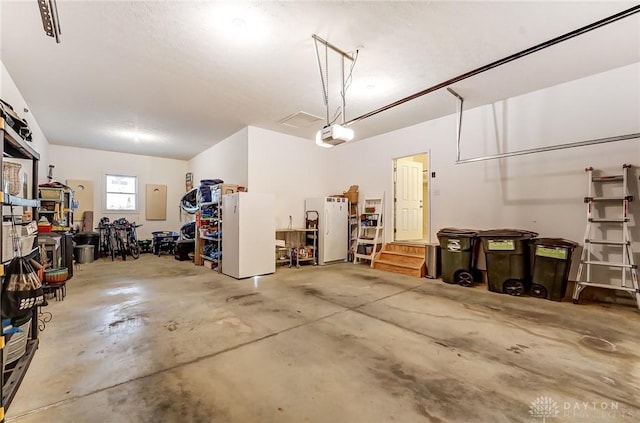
<box><xmin>312</xmin><ymin>34</ymin><xmax>359</xmax><ymax>148</ymax></box>
<box><xmin>110</xmin><ymin>128</ymin><xmax>162</xmax><ymax>144</ymax></box>
<box><xmin>315</xmin><ymin>125</ymin><xmax>354</xmax><ymax>148</ymax></box>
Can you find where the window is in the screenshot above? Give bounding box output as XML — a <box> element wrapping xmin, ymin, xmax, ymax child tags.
<box><xmin>105</xmin><ymin>174</ymin><xmax>137</xmax><ymax>212</ymax></box>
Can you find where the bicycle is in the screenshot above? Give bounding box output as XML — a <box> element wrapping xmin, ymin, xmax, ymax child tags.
<box><xmin>112</xmin><ymin>218</ymin><xmax>141</xmax><ymax>260</ymax></box>
<box><xmin>107</xmin><ymin>223</ymin><xmax>118</xmax><ymax>261</ymax></box>
<box><xmin>97</xmin><ymin>217</ymin><xmax>118</xmax><ymax>261</ymax></box>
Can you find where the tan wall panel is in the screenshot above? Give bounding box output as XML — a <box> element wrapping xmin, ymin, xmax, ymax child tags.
<box><xmin>146</xmin><ymin>184</ymin><xmax>167</xmax><ymax>220</ymax></box>
<box><xmin>66</xmin><ymin>179</ymin><xmax>94</xmax><ymax>223</ymax></box>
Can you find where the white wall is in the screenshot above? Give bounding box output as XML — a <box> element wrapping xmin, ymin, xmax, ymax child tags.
<box><xmin>331</xmin><ymin>63</ymin><xmax>640</xmax><ymax>248</ymax></box>
<box><xmin>48</xmin><ymin>145</ymin><xmax>188</xmax><ymax>239</ymax></box>
<box><xmin>1</xmin><ymin>60</ymin><xmax>49</xmax><ymax>187</ymax></box>
<box><xmin>247</xmin><ymin>126</ymin><xmax>334</xmax><ymax>229</ymax></box>
<box><xmin>188</xmin><ymin>127</ymin><xmax>249</xmax><ymax>188</ymax></box>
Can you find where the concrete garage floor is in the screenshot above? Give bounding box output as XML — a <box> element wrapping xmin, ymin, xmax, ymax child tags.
<box><xmin>6</xmin><ymin>254</ymin><xmax>640</xmax><ymax>422</ymax></box>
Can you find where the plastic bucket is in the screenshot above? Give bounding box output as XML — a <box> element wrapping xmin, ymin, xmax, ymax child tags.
<box><xmin>75</xmin><ymin>245</ymin><xmax>95</xmax><ymax>264</ymax></box>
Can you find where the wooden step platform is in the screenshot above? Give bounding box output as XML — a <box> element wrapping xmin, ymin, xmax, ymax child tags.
<box><xmin>372</xmin><ymin>242</ymin><xmax>426</xmax><ymax>277</ymax></box>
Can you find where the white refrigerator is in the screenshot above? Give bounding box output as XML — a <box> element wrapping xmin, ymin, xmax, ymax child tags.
<box><xmin>305</xmin><ymin>197</ymin><xmax>348</xmax><ymax>265</ymax></box>
<box><xmin>222</xmin><ymin>192</ymin><xmax>276</xmax><ymax>279</ymax></box>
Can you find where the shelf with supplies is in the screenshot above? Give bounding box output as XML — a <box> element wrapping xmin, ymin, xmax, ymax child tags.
<box><xmin>200</xmin><ymin>254</ymin><xmax>219</xmax><ymax>263</ymax></box>
<box><xmin>354</xmin><ymin>193</ymin><xmax>384</xmax><ymax>267</ymax></box>
<box><xmin>348</xmin><ymin>206</ymin><xmax>358</xmax><ymax>262</ymax></box>
<box><xmin>195</xmin><ymin>200</ymin><xmax>222</xmax><ymax>270</ymax></box>
<box><xmin>200</xmin><ymin>234</ymin><xmax>221</xmax><ymax>242</ymax></box>
<box><xmin>275</xmin><ymin>228</ymin><xmax>318</xmax><ymax>268</ymax></box>
<box><xmin>344</xmin><ymin>185</ymin><xmax>359</xmax><ymax>262</ymax></box>
<box><xmin>1</xmin><ymin>117</ymin><xmax>41</xmax><ymax>415</ymax></box>
<box><xmin>194</xmin><ymin>183</ymin><xmax>239</xmax><ymax>271</ymax></box>
<box><xmin>37</xmin><ymin>185</ymin><xmax>74</xmax><ymax>232</ymax></box>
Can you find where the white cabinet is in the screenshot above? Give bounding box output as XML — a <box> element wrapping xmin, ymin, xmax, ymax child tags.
<box><xmin>222</xmin><ymin>192</ymin><xmax>275</xmax><ymax>279</ymax></box>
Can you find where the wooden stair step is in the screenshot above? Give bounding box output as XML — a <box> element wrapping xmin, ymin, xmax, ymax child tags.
<box><xmin>379</xmin><ymin>251</ymin><xmax>424</xmax><ymax>259</ymax></box>
<box><xmin>383</xmin><ymin>243</ymin><xmax>426</xmax><ymax>255</ymax></box>
<box><xmin>374</xmin><ymin>259</ymin><xmax>422</xmax><ymax>270</ymax></box>
<box><xmin>374</xmin><ymin>260</ymin><xmax>426</xmax><ymax>278</ymax></box>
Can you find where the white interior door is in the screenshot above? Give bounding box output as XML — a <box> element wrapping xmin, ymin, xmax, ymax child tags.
<box><xmin>395</xmin><ymin>159</ymin><xmax>423</xmax><ymax>241</ymax></box>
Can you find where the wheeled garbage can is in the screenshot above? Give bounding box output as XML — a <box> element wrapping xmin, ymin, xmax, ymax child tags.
<box><xmin>436</xmin><ymin>228</ymin><xmax>479</xmax><ymax>286</ymax></box>
<box><xmin>531</xmin><ymin>238</ymin><xmax>578</xmax><ymax>301</ymax></box>
<box><xmin>478</xmin><ymin>229</ymin><xmax>538</xmax><ymax>295</ymax></box>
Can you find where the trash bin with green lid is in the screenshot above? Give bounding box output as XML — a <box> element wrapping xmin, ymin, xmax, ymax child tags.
<box><xmin>436</xmin><ymin>228</ymin><xmax>480</xmax><ymax>287</ymax></box>
<box><xmin>478</xmin><ymin>229</ymin><xmax>538</xmax><ymax>295</ymax></box>
<box><xmin>531</xmin><ymin>238</ymin><xmax>578</xmax><ymax>301</ymax></box>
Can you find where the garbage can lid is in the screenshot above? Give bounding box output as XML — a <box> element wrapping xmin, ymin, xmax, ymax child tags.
<box><xmin>74</xmin><ymin>231</ymin><xmax>100</xmax><ymax>237</ymax></box>
<box><xmin>477</xmin><ymin>229</ymin><xmax>538</xmax><ymax>238</ymax></box>
<box><xmin>534</xmin><ymin>238</ymin><xmax>578</xmax><ymax>248</ymax></box>
<box><xmin>437</xmin><ymin>227</ymin><xmax>478</xmax><ymax>237</ymax></box>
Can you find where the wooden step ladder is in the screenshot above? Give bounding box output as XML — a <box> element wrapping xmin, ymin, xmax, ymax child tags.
<box><xmin>573</xmin><ymin>164</ymin><xmax>639</xmax><ymax>309</ymax></box>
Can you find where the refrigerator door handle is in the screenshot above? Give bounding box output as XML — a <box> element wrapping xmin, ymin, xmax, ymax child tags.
<box><xmin>325</xmin><ymin>208</ymin><xmax>329</xmax><ymax>235</ymax></box>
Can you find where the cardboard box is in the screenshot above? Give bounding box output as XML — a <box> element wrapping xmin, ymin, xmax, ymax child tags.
<box><xmin>343</xmin><ymin>185</ymin><xmax>359</xmax><ymax>203</ymax></box>
<box><xmin>212</xmin><ymin>184</ymin><xmax>238</xmax><ymax>203</ymax></box>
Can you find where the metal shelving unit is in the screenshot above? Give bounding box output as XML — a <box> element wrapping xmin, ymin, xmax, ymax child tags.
<box><xmin>37</xmin><ymin>187</ymin><xmax>73</xmax><ymax>231</ymax></box>
<box><xmin>1</xmin><ymin>118</ymin><xmax>41</xmax><ymax>420</ymax></box>
<box><xmin>275</xmin><ymin>228</ymin><xmax>318</xmax><ymax>268</ymax></box>
<box><xmin>347</xmin><ymin>200</ymin><xmax>358</xmax><ymax>261</ymax></box>
<box><xmin>194</xmin><ymin>199</ymin><xmax>222</xmax><ymax>271</ymax></box>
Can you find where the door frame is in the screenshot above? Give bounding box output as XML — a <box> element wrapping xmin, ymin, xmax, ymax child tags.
<box><xmin>392</xmin><ymin>151</ymin><xmax>431</xmax><ymax>243</ymax></box>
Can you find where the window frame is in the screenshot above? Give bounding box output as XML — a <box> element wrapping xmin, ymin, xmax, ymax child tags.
<box><xmin>104</xmin><ymin>173</ymin><xmax>139</xmax><ymax>213</ymax></box>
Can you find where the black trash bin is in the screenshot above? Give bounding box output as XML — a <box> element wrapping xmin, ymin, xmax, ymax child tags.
<box><xmin>175</xmin><ymin>239</ymin><xmax>195</xmax><ymax>261</ymax></box>
<box><xmin>478</xmin><ymin>229</ymin><xmax>538</xmax><ymax>295</ymax></box>
<box><xmin>531</xmin><ymin>238</ymin><xmax>578</xmax><ymax>301</ymax></box>
<box><xmin>436</xmin><ymin>228</ymin><xmax>480</xmax><ymax>286</ymax></box>
<box><xmin>73</xmin><ymin>231</ymin><xmax>100</xmax><ymax>260</ymax></box>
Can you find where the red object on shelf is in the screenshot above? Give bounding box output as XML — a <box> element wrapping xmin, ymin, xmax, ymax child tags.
<box><xmin>38</xmin><ymin>224</ymin><xmax>52</xmax><ymax>233</ymax></box>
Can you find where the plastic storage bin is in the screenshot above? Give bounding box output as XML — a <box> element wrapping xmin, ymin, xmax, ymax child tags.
<box><xmin>138</xmin><ymin>239</ymin><xmax>153</xmax><ymax>253</ymax></box>
<box><xmin>478</xmin><ymin>229</ymin><xmax>538</xmax><ymax>295</ymax></box>
<box><xmin>2</xmin><ymin>316</ymin><xmax>31</xmax><ymax>369</ymax></box>
<box><xmin>152</xmin><ymin>231</ymin><xmax>180</xmax><ymax>256</ymax></box>
<box><xmin>436</xmin><ymin>228</ymin><xmax>479</xmax><ymax>286</ymax></box>
<box><xmin>531</xmin><ymin>238</ymin><xmax>578</xmax><ymax>301</ymax></box>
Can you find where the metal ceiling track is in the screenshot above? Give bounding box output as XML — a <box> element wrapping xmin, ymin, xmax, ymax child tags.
<box><xmin>457</xmin><ymin>133</ymin><xmax>640</xmax><ymax>164</ymax></box>
<box><xmin>343</xmin><ymin>5</ymin><xmax>640</xmax><ymax>162</ymax></box>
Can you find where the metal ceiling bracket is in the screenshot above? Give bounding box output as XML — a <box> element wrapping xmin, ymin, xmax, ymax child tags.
<box><xmin>447</xmin><ymin>88</ymin><xmax>464</xmax><ymax>162</ymax></box>
<box><xmin>312</xmin><ymin>35</ymin><xmax>355</xmax><ymax>62</ymax></box>
<box><xmin>313</xmin><ymin>38</ymin><xmax>330</xmax><ymax>123</ymax></box>
<box><xmin>37</xmin><ymin>0</ymin><xmax>62</xmax><ymax>43</ymax></box>
<box><xmin>312</xmin><ymin>34</ymin><xmax>356</xmax><ymax>127</ymax></box>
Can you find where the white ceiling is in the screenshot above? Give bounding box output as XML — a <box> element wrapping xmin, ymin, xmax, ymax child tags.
<box><xmin>1</xmin><ymin>1</ymin><xmax>638</xmax><ymax>160</ymax></box>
